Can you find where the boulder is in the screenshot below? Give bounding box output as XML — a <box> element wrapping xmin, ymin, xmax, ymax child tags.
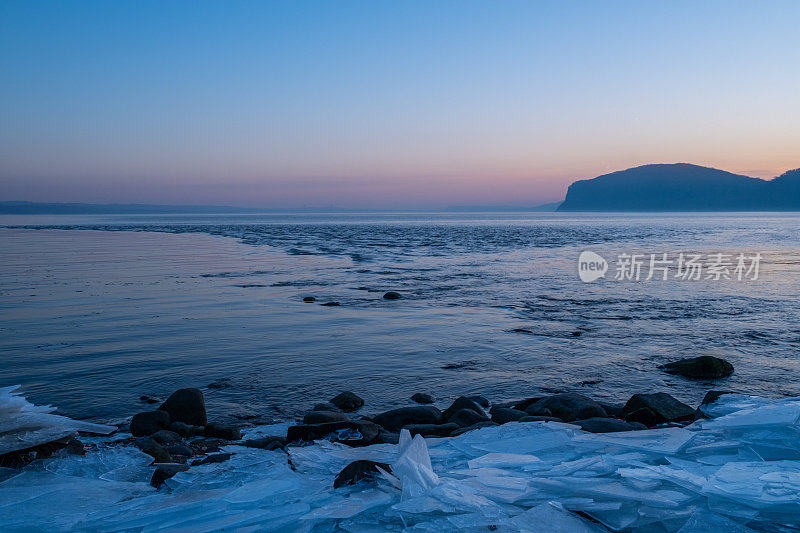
<box><xmin>303</xmin><ymin>410</ymin><xmax>349</xmax><ymax>424</ymax></box>
<box><xmin>490</xmin><ymin>407</ymin><xmax>528</xmax><ymax>424</ymax></box>
<box><xmin>135</xmin><ymin>437</ymin><xmax>172</xmax><ymax>463</ymax></box>
<box><xmin>150</xmin><ymin>430</ymin><xmax>182</xmax><ymax>445</ymax></box>
<box><xmin>312</xmin><ymin>402</ymin><xmax>341</xmax><ymax>412</ymax></box>
<box><xmin>382</xmin><ymin>291</ymin><xmax>401</xmax><ymax>300</ymax></box>
<box><xmin>286</xmin><ymin>420</ymin><xmax>380</xmax><ymax>447</ymax></box>
<box><xmin>519</xmin><ymin>416</ymin><xmax>562</xmax><ymax>423</ymax></box>
<box><xmin>159</xmin><ymin>388</ymin><xmax>207</xmax><ymax>426</ymax></box>
<box><xmin>187</xmin><ymin>437</ymin><xmax>225</xmax><ymax>454</ymax></box>
<box><xmin>376</xmin><ymin>430</ymin><xmax>400</xmax><ymax>445</ymax></box>
<box><xmin>572</xmin><ymin>417</ymin><xmax>647</xmax><ymax>433</ymax></box>
<box><xmin>330</xmin><ymin>392</ymin><xmax>364</xmax><ymax>412</ymax></box>
<box><xmin>659</xmin><ymin>356</ymin><xmax>734</xmax><ymax>379</ymax></box>
<box><xmin>165</xmin><ymin>444</ymin><xmax>193</xmax><ymax>457</ymax></box>
<box><xmin>372</xmin><ymin>406</ymin><xmax>443</xmax><ymax>432</ymax></box>
<box><xmin>466</xmin><ymin>395</ymin><xmax>490</xmax><ymax>409</ymax></box>
<box><xmin>411</xmin><ymin>393</ymin><xmax>434</xmax><ymax>404</ymax></box>
<box><xmin>599</xmin><ymin>402</ymin><xmax>624</xmax><ymax>419</ymax></box>
<box><xmin>130</xmin><ymin>410</ymin><xmax>171</xmax><ymax>437</ymax></box>
<box><xmin>524</xmin><ymin>406</ymin><xmax>553</xmax><ymax>417</ymax></box>
<box><xmin>449</xmin><ymin>408</ymin><xmax>490</xmax><ymax>427</ymax></box>
<box><xmin>150</xmin><ymin>463</ymin><xmax>189</xmax><ymax>488</ymax></box>
<box><xmin>402</xmin><ymin>423</ymin><xmax>459</xmax><ymax>437</ymax></box>
<box><xmin>334</xmin><ymin>460</ymin><xmax>392</xmax><ymax>488</ymax></box>
<box><xmin>443</xmin><ymin>397</ymin><xmax>485</xmax><ymax>420</ymax></box>
<box><xmin>243</xmin><ymin>436</ymin><xmax>286</xmax><ymax>450</ymax></box>
<box><xmin>526</xmin><ymin>394</ymin><xmax>606</xmax><ymax>422</ymax></box>
<box><xmin>512</xmin><ymin>397</ymin><xmax>544</xmax><ymax>411</ymax></box>
<box><xmin>700</xmin><ymin>390</ymin><xmax>735</xmax><ymax>405</ymax></box>
<box><xmin>450</xmin><ymin>421</ymin><xmax>498</xmax><ymax>436</ymax></box>
<box><xmin>204</xmin><ymin>422</ymin><xmax>241</xmax><ymax>441</ymax></box>
<box><xmin>191</xmin><ymin>453</ymin><xmax>232</xmax><ymax>466</ymax></box>
<box><xmin>622</xmin><ymin>393</ymin><xmax>695</xmax><ymax>426</ymax></box>
<box><xmin>169</xmin><ymin>421</ymin><xmax>204</xmax><ymax>438</ymax></box>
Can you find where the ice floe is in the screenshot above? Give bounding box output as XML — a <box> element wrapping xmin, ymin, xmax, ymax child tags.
<box><xmin>3</xmin><ymin>393</ymin><xmax>800</xmax><ymax>530</ymax></box>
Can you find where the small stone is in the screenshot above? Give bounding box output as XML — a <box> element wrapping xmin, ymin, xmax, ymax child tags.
<box><xmin>330</xmin><ymin>391</ymin><xmax>364</xmax><ymax>412</ymax></box>
<box><xmin>700</xmin><ymin>390</ymin><xmax>735</xmax><ymax>405</ymax></box>
<box><xmin>334</xmin><ymin>460</ymin><xmax>392</xmax><ymax>488</ymax></box>
<box><xmin>169</xmin><ymin>421</ymin><xmax>204</xmax><ymax>438</ymax></box>
<box><xmin>303</xmin><ymin>296</ymin><xmax>316</xmax><ymax>302</ymax></box>
<box><xmin>150</xmin><ymin>430</ymin><xmax>182</xmax><ymax>445</ymax></box>
<box><xmin>187</xmin><ymin>437</ymin><xmax>225</xmax><ymax>454</ymax></box>
<box><xmin>572</xmin><ymin>417</ymin><xmax>647</xmax><ymax>433</ymax></box>
<box><xmin>303</xmin><ymin>410</ymin><xmax>349</xmax><ymax>424</ymax></box>
<box><xmin>449</xmin><ymin>408</ymin><xmax>490</xmax><ymax>427</ymax></box>
<box><xmin>150</xmin><ymin>463</ymin><xmax>189</xmax><ymax>488</ymax></box>
<box><xmin>411</xmin><ymin>393</ymin><xmax>435</xmax><ymax>404</ymax></box>
<box><xmin>140</xmin><ymin>395</ymin><xmax>163</xmax><ymax>404</ymax></box>
<box><xmin>130</xmin><ymin>410</ymin><xmax>171</xmax><ymax>437</ymax></box>
<box><xmin>402</xmin><ymin>423</ymin><xmax>459</xmax><ymax>437</ymax></box>
<box><xmin>526</xmin><ymin>393</ymin><xmax>607</xmax><ymax>422</ymax></box>
<box><xmin>382</xmin><ymin>291</ymin><xmax>401</xmax><ymax>300</ymax></box>
<box><xmin>243</xmin><ymin>436</ymin><xmax>286</xmax><ymax>450</ymax></box>
<box><xmin>321</xmin><ymin>302</ymin><xmax>340</xmax><ymax>306</ymax></box>
<box><xmin>191</xmin><ymin>453</ymin><xmax>232</xmax><ymax>467</ymax></box>
<box><xmin>312</xmin><ymin>402</ymin><xmax>340</xmax><ymax>412</ymax></box>
<box><xmin>490</xmin><ymin>407</ymin><xmax>528</xmax><ymax>424</ymax></box>
<box><xmin>372</xmin><ymin>406</ymin><xmax>443</xmax><ymax>432</ymax></box>
<box><xmin>659</xmin><ymin>356</ymin><xmax>734</xmax><ymax>379</ymax></box>
<box><xmin>159</xmin><ymin>388</ymin><xmax>207</xmax><ymax>426</ymax></box>
<box><xmin>443</xmin><ymin>396</ymin><xmax>485</xmax><ymax>420</ymax></box>
<box><xmin>135</xmin><ymin>437</ymin><xmax>172</xmax><ymax>464</ymax></box>
<box><xmin>204</xmin><ymin>422</ymin><xmax>241</xmax><ymax>440</ymax></box>
<box><xmin>165</xmin><ymin>444</ymin><xmax>193</xmax><ymax>457</ymax></box>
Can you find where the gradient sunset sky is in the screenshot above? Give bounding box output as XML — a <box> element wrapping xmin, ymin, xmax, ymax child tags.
<box><xmin>1</xmin><ymin>0</ymin><xmax>799</xmax><ymax>208</ymax></box>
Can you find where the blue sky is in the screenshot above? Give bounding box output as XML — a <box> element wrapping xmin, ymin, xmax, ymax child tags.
<box><xmin>1</xmin><ymin>1</ymin><xmax>799</xmax><ymax>207</ymax></box>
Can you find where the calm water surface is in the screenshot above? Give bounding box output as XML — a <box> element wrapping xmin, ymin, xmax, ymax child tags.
<box><xmin>1</xmin><ymin>212</ymin><xmax>799</xmax><ymax>423</ymax></box>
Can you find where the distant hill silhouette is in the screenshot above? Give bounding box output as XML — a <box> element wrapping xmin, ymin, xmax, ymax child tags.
<box><xmin>558</xmin><ymin>163</ymin><xmax>800</xmax><ymax>211</ymax></box>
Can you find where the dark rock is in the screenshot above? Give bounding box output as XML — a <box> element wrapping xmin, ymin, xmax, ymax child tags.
<box><xmin>382</xmin><ymin>291</ymin><xmax>401</xmax><ymax>300</ymax></box>
<box><xmin>150</xmin><ymin>463</ymin><xmax>189</xmax><ymax>488</ymax></box>
<box><xmin>450</xmin><ymin>421</ymin><xmax>498</xmax><ymax>436</ymax></box>
<box><xmin>659</xmin><ymin>356</ymin><xmax>734</xmax><ymax>379</ymax></box>
<box><xmin>411</xmin><ymin>393</ymin><xmax>435</xmax><ymax>404</ymax></box>
<box><xmin>169</xmin><ymin>421</ymin><xmax>204</xmax><ymax>438</ymax></box>
<box><xmin>449</xmin><ymin>408</ymin><xmax>490</xmax><ymax>427</ymax></box>
<box><xmin>523</xmin><ymin>405</ymin><xmax>553</xmax><ymax>417</ymax></box>
<box><xmin>243</xmin><ymin>436</ymin><xmax>286</xmax><ymax>450</ymax></box>
<box><xmin>490</xmin><ymin>407</ymin><xmax>528</xmax><ymax>424</ymax></box>
<box><xmin>135</xmin><ymin>437</ymin><xmax>172</xmax><ymax>463</ymax></box>
<box><xmin>312</xmin><ymin>402</ymin><xmax>341</xmax><ymax>412</ymax></box>
<box><xmin>65</xmin><ymin>438</ymin><xmax>85</xmax><ymax>456</ymax></box>
<box><xmin>303</xmin><ymin>296</ymin><xmax>316</xmax><ymax>302</ymax></box>
<box><xmin>303</xmin><ymin>410</ymin><xmax>349</xmax><ymax>424</ymax></box>
<box><xmin>402</xmin><ymin>423</ymin><xmax>459</xmax><ymax>437</ymax></box>
<box><xmin>622</xmin><ymin>393</ymin><xmax>695</xmax><ymax>426</ymax></box>
<box><xmin>701</xmin><ymin>390</ymin><xmax>735</xmax><ymax>405</ymax></box>
<box><xmin>526</xmin><ymin>394</ymin><xmax>607</xmax><ymax>422</ymax></box>
<box><xmin>443</xmin><ymin>397</ymin><xmax>485</xmax><ymax>420</ymax></box>
<box><xmin>334</xmin><ymin>460</ymin><xmax>392</xmax><ymax>488</ymax></box>
<box><xmin>140</xmin><ymin>395</ymin><xmax>163</xmax><ymax>404</ymax></box>
<box><xmin>191</xmin><ymin>453</ymin><xmax>232</xmax><ymax>466</ymax></box>
<box><xmin>519</xmin><ymin>416</ymin><xmax>562</xmax><ymax>423</ymax></box>
<box><xmin>286</xmin><ymin>420</ymin><xmax>380</xmax><ymax>447</ymax></box>
<box><xmin>512</xmin><ymin>397</ymin><xmax>544</xmax><ymax>411</ymax></box>
<box><xmin>466</xmin><ymin>395</ymin><xmax>490</xmax><ymax>409</ymax></box>
<box><xmin>330</xmin><ymin>391</ymin><xmax>364</xmax><ymax>412</ymax></box>
<box><xmin>572</xmin><ymin>331</ymin><xmax>582</xmax><ymax>337</ymax></box>
<box><xmin>572</xmin><ymin>417</ymin><xmax>647</xmax><ymax>433</ymax></box>
<box><xmin>207</xmin><ymin>378</ymin><xmax>232</xmax><ymax>390</ymax></box>
<box><xmin>159</xmin><ymin>388</ymin><xmax>207</xmax><ymax>426</ymax></box>
<box><xmin>204</xmin><ymin>422</ymin><xmax>241</xmax><ymax>440</ymax></box>
<box><xmin>376</xmin><ymin>430</ymin><xmax>400</xmax><ymax>445</ymax></box>
<box><xmin>165</xmin><ymin>444</ymin><xmax>193</xmax><ymax>457</ymax></box>
<box><xmin>130</xmin><ymin>410</ymin><xmax>171</xmax><ymax>437</ymax></box>
<box><xmin>187</xmin><ymin>438</ymin><xmax>225</xmax><ymax>454</ymax></box>
<box><xmin>321</xmin><ymin>302</ymin><xmax>340</xmax><ymax>306</ymax></box>
<box><xmin>150</xmin><ymin>430</ymin><xmax>182</xmax><ymax>445</ymax></box>
<box><xmin>599</xmin><ymin>402</ymin><xmax>624</xmax><ymax>419</ymax></box>
<box><xmin>372</xmin><ymin>406</ymin><xmax>443</xmax><ymax>432</ymax></box>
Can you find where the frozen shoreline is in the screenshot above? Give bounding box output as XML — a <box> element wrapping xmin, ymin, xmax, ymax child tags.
<box><xmin>2</xmin><ymin>388</ymin><xmax>800</xmax><ymax>531</ymax></box>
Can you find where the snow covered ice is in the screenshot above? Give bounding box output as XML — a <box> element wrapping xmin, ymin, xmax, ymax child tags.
<box><xmin>3</xmin><ymin>393</ymin><xmax>800</xmax><ymax>530</ymax></box>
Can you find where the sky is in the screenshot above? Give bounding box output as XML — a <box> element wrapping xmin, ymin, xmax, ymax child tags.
<box><xmin>1</xmin><ymin>1</ymin><xmax>799</xmax><ymax>209</ymax></box>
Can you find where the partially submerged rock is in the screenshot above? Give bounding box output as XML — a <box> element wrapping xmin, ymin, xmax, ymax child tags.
<box><xmin>622</xmin><ymin>393</ymin><xmax>695</xmax><ymax>426</ymax></box>
<box><xmin>660</xmin><ymin>356</ymin><xmax>734</xmax><ymax>379</ymax></box>
<box><xmin>411</xmin><ymin>393</ymin><xmax>434</xmax><ymax>404</ymax></box>
<box><xmin>382</xmin><ymin>291</ymin><xmax>401</xmax><ymax>300</ymax></box>
<box><xmin>490</xmin><ymin>407</ymin><xmax>528</xmax><ymax>424</ymax></box>
<box><xmin>303</xmin><ymin>410</ymin><xmax>349</xmax><ymax>424</ymax></box>
<box><xmin>159</xmin><ymin>388</ymin><xmax>207</xmax><ymax>426</ymax></box>
<box><xmin>572</xmin><ymin>417</ymin><xmax>647</xmax><ymax>433</ymax></box>
<box><xmin>334</xmin><ymin>460</ymin><xmax>392</xmax><ymax>488</ymax></box>
<box><xmin>330</xmin><ymin>391</ymin><xmax>364</xmax><ymax>412</ymax></box>
<box><xmin>130</xmin><ymin>410</ymin><xmax>172</xmax><ymax>437</ymax></box>
<box><xmin>526</xmin><ymin>393</ymin><xmax>607</xmax><ymax>422</ymax></box>
<box><xmin>372</xmin><ymin>406</ymin><xmax>443</xmax><ymax>432</ymax></box>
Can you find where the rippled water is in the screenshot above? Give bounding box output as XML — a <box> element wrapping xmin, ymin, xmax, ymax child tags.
<box><xmin>2</xmin><ymin>212</ymin><xmax>799</xmax><ymax>424</ymax></box>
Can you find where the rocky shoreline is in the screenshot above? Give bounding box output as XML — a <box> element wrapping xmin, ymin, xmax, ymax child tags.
<box><xmin>0</xmin><ymin>355</ymin><xmax>737</xmax><ymax>491</ymax></box>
